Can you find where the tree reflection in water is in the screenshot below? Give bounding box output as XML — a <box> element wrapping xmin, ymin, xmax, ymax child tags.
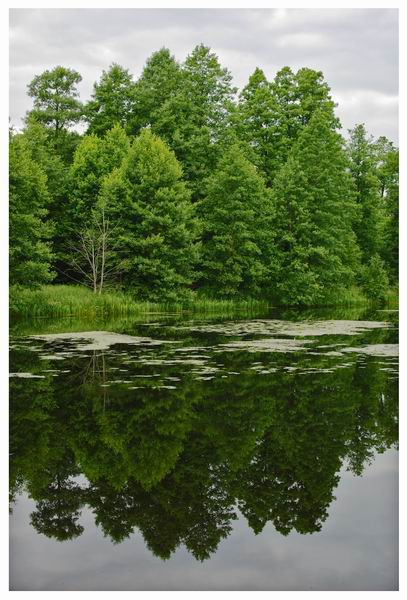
<box><xmin>9</xmin><ymin>319</ymin><xmax>398</xmax><ymax>561</ymax></box>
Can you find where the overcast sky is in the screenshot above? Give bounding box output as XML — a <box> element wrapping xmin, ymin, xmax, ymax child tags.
<box><xmin>9</xmin><ymin>8</ymin><xmax>399</xmax><ymax>142</ymax></box>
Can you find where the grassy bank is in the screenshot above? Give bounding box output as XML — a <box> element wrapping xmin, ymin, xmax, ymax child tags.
<box><xmin>9</xmin><ymin>284</ymin><xmax>398</xmax><ymax>319</ymax></box>
<box><xmin>9</xmin><ymin>285</ymin><xmax>270</xmax><ymax>319</ymax></box>
<box><xmin>9</xmin><ymin>285</ymin><xmax>158</xmax><ymax>318</ymax></box>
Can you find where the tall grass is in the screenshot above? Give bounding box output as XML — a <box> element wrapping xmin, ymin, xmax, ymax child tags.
<box><xmin>9</xmin><ymin>285</ymin><xmax>159</xmax><ymax>318</ymax></box>
<box><xmin>322</xmin><ymin>286</ymin><xmax>399</xmax><ymax>308</ymax></box>
<box><xmin>9</xmin><ymin>283</ymin><xmax>398</xmax><ymax>319</ymax></box>
<box><xmin>381</xmin><ymin>288</ymin><xmax>399</xmax><ymax>309</ymax></box>
<box><xmin>9</xmin><ymin>285</ymin><xmax>270</xmax><ymax>319</ymax></box>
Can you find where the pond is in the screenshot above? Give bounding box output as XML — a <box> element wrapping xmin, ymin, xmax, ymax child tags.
<box><xmin>9</xmin><ymin>306</ymin><xmax>399</xmax><ymax>591</ymax></box>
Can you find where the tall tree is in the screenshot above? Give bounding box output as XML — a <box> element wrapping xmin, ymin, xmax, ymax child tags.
<box><xmin>234</xmin><ymin>68</ymin><xmax>277</xmax><ymax>186</ymax></box>
<box><xmin>198</xmin><ymin>144</ymin><xmax>273</xmax><ymax>298</ymax></box>
<box><xmin>69</xmin><ymin>124</ymin><xmax>130</xmax><ymax>224</ymax></box>
<box><xmin>102</xmin><ymin>129</ymin><xmax>199</xmax><ymax>300</ymax></box>
<box><xmin>272</xmin><ymin>110</ymin><xmax>360</xmax><ymax>305</ymax></box>
<box><xmin>9</xmin><ymin>133</ymin><xmax>54</xmax><ymax>286</ymax></box>
<box><xmin>132</xmin><ymin>48</ymin><xmax>182</xmax><ymax>134</ymax></box>
<box><xmin>20</xmin><ymin>118</ymin><xmax>68</xmax><ymax>221</ymax></box>
<box><xmin>85</xmin><ymin>63</ymin><xmax>137</xmax><ymax>136</ymax></box>
<box><xmin>154</xmin><ymin>44</ymin><xmax>237</xmax><ymax>199</ymax></box>
<box><xmin>382</xmin><ymin>149</ymin><xmax>399</xmax><ymax>282</ymax></box>
<box><xmin>268</xmin><ymin>66</ymin><xmax>337</xmax><ymax>181</ymax></box>
<box><xmin>58</xmin><ymin>125</ymin><xmax>130</xmax><ymax>284</ymax></box>
<box><xmin>347</xmin><ymin>124</ymin><xmax>385</xmax><ymax>266</ymax></box>
<box><xmin>373</xmin><ymin>137</ymin><xmax>399</xmax><ymax>281</ymax></box>
<box><xmin>27</xmin><ymin>66</ymin><xmax>83</xmax><ymax>159</ymax></box>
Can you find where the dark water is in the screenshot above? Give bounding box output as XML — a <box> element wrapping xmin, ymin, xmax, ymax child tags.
<box><xmin>9</xmin><ymin>307</ymin><xmax>399</xmax><ymax>591</ymax></box>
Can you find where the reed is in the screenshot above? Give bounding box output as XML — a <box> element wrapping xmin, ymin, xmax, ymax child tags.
<box><xmin>9</xmin><ymin>283</ymin><xmax>398</xmax><ymax>319</ymax></box>
<box><xmin>9</xmin><ymin>285</ymin><xmax>270</xmax><ymax>319</ymax></box>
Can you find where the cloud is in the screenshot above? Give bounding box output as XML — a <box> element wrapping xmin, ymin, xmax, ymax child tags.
<box><xmin>9</xmin><ymin>8</ymin><xmax>398</xmax><ymax>142</ymax></box>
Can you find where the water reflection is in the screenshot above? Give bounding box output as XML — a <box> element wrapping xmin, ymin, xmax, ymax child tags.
<box><xmin>9</xmin><ymin>310</ymin><xmax>398</xmax><ymax>564</ymax></box>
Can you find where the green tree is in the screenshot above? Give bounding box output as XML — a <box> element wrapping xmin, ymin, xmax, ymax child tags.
<box><xmin>9</xmin><ymin>133</ymin><xmax>54</xmax><ymax>286</ymax></box>
<box><xmin>85</xmin><ymin>63</ymin><xmax>137</xmax><ymax>136</ymax></box>
<box><xmin>268</xmin><ymin>66</ymin><xmax>337</xmax><ymax>181</ymax></box>
<box><xmin>19</xmin><ymin>119</ymin><xmax>70</xmax><ymax>271</ymax></box>
<box><xmin>27</xmin><ymin>66</ymin><xmax>83</xmax><ymax>159</ymax></box>
<box><xmin>347</xmin><ymin>124</ymin><xmax>385</xmax><ymax>266</ymax></box>
<box><xmin>361</xmin><ymin>254</ymin><xmax>389</xmax><ymax>302</ymax></box>
<box><xmin>198</xmin><ymin>144</ymin><xmax>273</xmax><ymax>298</ymax></box>
<box><xmin>154</xmin><ymin>44</ymin><xmax>236</xmax><ymax>200</ymax></box>
<box><xmin>103</xmin><ymin>129</ymin><xmax>199</xmax><ymax>300</ymax></box>
<box><xmin>234</xmin><ymin>68</ymin><xmax>277</xmax><ymax>186</ymax></box>
<box><xmin>132</xmin><ymin>48</ymin><xmax>182</xmax><ymax>133</ymax></box>
<box><xmin>272</xmin><ymin>111</ymin><xmax>360</xmax><ymax>305</ymax></box>
<box><xmin>60</xmin><ymin>125</ymin><xmax>130</xmax><ymax>285</ymax></box>
<box><xmin>69</xmin><ymin>124</ymin><xmax>130</xmax><ymax>224</ymax></box>
<box><xmin>373</xmin><ymin>138</ymin><xmax>399</xmax><ymax>281</ymax></box>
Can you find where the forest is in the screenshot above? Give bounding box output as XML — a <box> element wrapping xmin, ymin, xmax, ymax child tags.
<box><xmin>9</xmin><ymin>44</ymin><xmax>399</xmax><ymax>310</ymax></box>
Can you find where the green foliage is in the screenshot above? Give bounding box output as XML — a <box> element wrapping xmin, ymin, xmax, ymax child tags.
<box><xmin>10</xmin><ymin>50</ymin><xmax>398</xmax><ymax>305</ymax></box>
<box><xmin>132</xmin><ymin>48</ymin><xmax>182</xmax><ymax>134</ymax></box>
<box><xmin>69</xmin><ymin>124</ymin><xmax>130</xmax><ymax>223</ymax></box>
<box><xmin>85</xmin><ymin>63</ymin><xmax>137</xmax><ymax>136</ymax></box>
<box><xmin>104</xmin><ymin>129</ymin><xmax>199</xmax><ymax>300</ymax></box>
<box><xmin>10</xmin><ymin>320</ymin><xmax>398</xmax><ymax>555</ymax></box>
<box><xmin>198</xmin><ymin>144</ymin><xmax>273</xmax><ymax>298</ymax></box>
<box><xmin>9</xmin><ymin>285</ymin><xmax>270</xmax><ymax>320</ymax></box>
<box><xmin>27</xmin><ymin>66</ymin><xmax>83</xmax><ymax>146</ymax></box>
<box><xmin>374</xmin><ymin>139</ymin><xmax>399</xmax><ymax>281</ymax></box>
<box><xmin>268</xmin><ymin>67</ymin><xmax>337</xmax><ymax>181</ymax></box>
<box><xmin>272</xmin><ymin>110</ymin><xmax>360</xmax><ymax>305</ymax></box>
<box><xmin>9</xmin><ymin>285</ymin><xmax>153</xmax><ymax>318</ymax></box>
<box><xmin>233</xmin><ymin>68</ymin><xmax>277</xmax><ymax>186</ymax></box>
<box><xmin>347</xmin><ymin>124</ymin><xmax>385</xmax><ymax>265</ymax></box>
<box><xmin>361</xmin><ymin>255</ymin><xmax>389</xmax><ymax>302</ymax></box>
<box><xmin>153</xmin><ymin>44</ymin><xmax>236</xmax><ymax>199</ymax></box>
<box><xmin>9</xmin><ymin>133</ymin><xmax>54</xmax><ymax>287</ymax></box>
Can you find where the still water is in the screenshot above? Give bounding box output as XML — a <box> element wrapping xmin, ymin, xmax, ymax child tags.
<box><xmin>9</xmin><ymin>307</ymin><xmax>399</xmax><ymax>591</ymax></box>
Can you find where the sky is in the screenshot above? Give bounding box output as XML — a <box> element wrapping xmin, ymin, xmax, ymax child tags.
<box><xmin>9</xmin><ymin>8</ymin><xmax>399</xmax><ymax>142</ymax></box>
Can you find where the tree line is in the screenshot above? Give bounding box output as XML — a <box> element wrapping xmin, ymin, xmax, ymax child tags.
<box><xmin>9</xmin><ymin>45</ymin><xmax>399</xmax><ymax>304</ymax></box>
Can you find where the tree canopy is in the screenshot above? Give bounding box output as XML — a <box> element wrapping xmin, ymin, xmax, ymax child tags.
<box><xmin>10</xmin><ymin>47</ymin><xmax>398</xmax><ymax>301</ymax></box>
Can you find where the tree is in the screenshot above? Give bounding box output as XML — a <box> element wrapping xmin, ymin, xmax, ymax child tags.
<box><xmin>271</xmin><ymin>110</ymin><xmax>360</xmax><ymax>305</ymax></box>
<box><xmin>103</xmin><ymin>129</ymin><xmax>199</xmax><ymax>300</ymax></box>
<box><xmin>19</xmin><ymin>119</ymin><xmax>70</xmax><ymax>268</ymax></box>
<box><xmin>85</xmin><ymin>63</ymin><xmax>137</xmax><ymax>136</ymax></box>
<box><xmin>9</xmin><ymin>133</ymin><xmax>54</xmax><ymax>286</ymax></box>
<box><xmin>233</xmin><ymin>68</ymin><xmax>277</xmax><ymax>186</ymax></box>
<box><xmin>66</xmin><ymin>199</ymin><xmax>123</xmax><ymax>293</ymax></box>
<box><xmin>267</xmin><ymin>66</ymin><xmax>338</xmax><ymax>182</ymax></box>
<box><xmin>198</xmin><ymin>144</ymin><xmax>273</xmax><ymax>298</ymax></box>
<box><xmin>153</xmin><ymin>44</ymin><xmax>237</xmax><ymax>200</ymax></box>
<box><xmin>361</xmin><ymin>254</ymin><xmax>389</xmax><ymax>302</ymax></box>
<box><xmin>69</xmin><ymin>124</ymin><xmax>130</xmax><ymax>225</ymax></box>
<box><xmin>27</xmin><ymin>66</ymin><xmax>83</xmax><ymax>158</ymax></box>
<box><xmin>132</xmin><ymin>48</ymin><xmax>182</xmax><ymax>134</ymax></box>
<box><xmin>373</xmin><ymin>138</ymin><xmax>399</xmax><ymax>281</ymax></box>
<box><xmin>57</xmin><ymin>125</ymin><xmax>130</xmax><ymax>285</ymax></box>
<box><xmin>347</xmin><ymin>124</ymin><xmax>385</xmax><ymax>266</ymax></box>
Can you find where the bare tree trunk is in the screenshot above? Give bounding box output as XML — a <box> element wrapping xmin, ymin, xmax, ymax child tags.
<box><xmin>91</xmin><ymin>238</ymin><xmax>97</xmax><ymax>293</ymax></box>
<box><xmin>99</xmin><ymin>206</ymin><xmax>106</xmax><ymax>295</ymax></box>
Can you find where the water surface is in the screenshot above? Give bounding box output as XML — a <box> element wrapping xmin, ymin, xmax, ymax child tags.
<box><xmin>9</xmin><ymin>307</ymin><xmax>399</xmax><ymax>590</ymax></box>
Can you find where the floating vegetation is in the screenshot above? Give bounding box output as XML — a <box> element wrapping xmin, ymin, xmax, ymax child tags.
<box><xmin>30</xmin><ymin>331</ymin><xmax>177</xmax><ymax>352</ymax></box>
<box><xmin>217</xmin><ymin>338</ymin><xmax>312</xmax><ymax>353</ymax></box>
<box><xmin>341</xmin><ymin>344</ymin><xmax>399</xmax><ymax>357</ymax></box>
<box><xmin>183</xmin><ymin>319</ymin><xmax>393</xmax><ymax>337</ymax></box>
<box><xmin>10</xmin><ymin>314</ymin><xmax>398</xmax><ymax>387</ymax></box>
<box><xmin>9</xmin><ymin>372</ymin><xmax>45</xmax><ymax>379</ymax></box>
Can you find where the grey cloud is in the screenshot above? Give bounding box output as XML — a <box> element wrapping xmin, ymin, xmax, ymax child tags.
<box><xmin>9</xmin><ymin>8</ymin><xmax>398</xmax><ymax>142</ymax></box>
